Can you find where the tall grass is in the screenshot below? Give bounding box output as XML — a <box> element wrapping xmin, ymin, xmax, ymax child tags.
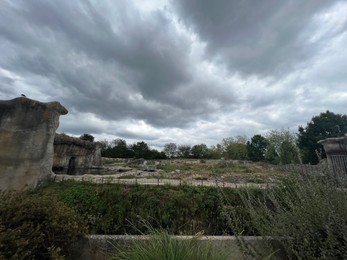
<box><xmin>112</xmin><ymin>230</ymin><xmax>228</xmax><ymax>260</ymax></box>
<box><xmin>228</xmin><ymin>175</ymin><xmax>347</xmax><ymax>259</ymax></box>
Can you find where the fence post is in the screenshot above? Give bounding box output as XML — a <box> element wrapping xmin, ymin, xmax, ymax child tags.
<box><xmin>157</xmin><ymin>178</ymin><xmax>160</xmax><ymax>186</ymax></box>
<box><xmin>201</xmin><ymin>179</ymin><xmax>203</xmax><ymax>186</ymax></box>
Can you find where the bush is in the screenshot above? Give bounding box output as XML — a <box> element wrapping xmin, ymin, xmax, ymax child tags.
<box><xmin>51</xmin><ymin>181</ymin><xmax>229</xmax><ymax>235</ymax></box>
<box><xmin>230</xmin><ymin>175</ymin><xmax>347</xmax><ymax>259</ymax></box>
<box><xmin>112</xmin><ymin>230</ymin><xmax>228</xmax><ymax>260</ymax></box>
<box><xmin>0</xmin><ymin>192</ymin><xmax>86</xmax><ymax>259</ymax></box>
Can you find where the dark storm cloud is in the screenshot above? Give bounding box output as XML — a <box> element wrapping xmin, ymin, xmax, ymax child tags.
<box><xmin>172</xmin><ymin>0</ymin><xmax>342</xmax><ymax>77</ymax></box>
<box><xmin>0</xmin><ymin>0</ymin><xmax>236</xmax><ymax>128</ymax></box>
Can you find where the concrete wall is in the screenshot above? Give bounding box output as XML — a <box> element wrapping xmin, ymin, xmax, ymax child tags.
<box><xmin>0</xmin><ymin>97</ymin><xmax>67</xmax><ymax>190</ymax></box>
<box><xmin>77</xmin><ymin>235</ymin><xmax>273</xmax><ymax>260</ymax></box>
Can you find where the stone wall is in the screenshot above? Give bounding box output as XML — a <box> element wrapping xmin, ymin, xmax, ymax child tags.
<box><xmin>318</xmin><ymin>136</ymin><xmax>347</xmax><ymax>175</ymax></box>
<box><xmin>77</xmin><ymin>235</ymin><xmax>272</xmax><ymax>260</ymax></box>
<box><xmin>53</xmin><ymin>133</ymin><xmax>102</xmax><ymax>175</ymax></box>
<box><xmin>0</xmin><ymin>97</ymin><xmax>68</xmax><ymax>190</ymax></box>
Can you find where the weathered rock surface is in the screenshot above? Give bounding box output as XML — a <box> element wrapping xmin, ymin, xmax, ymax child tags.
<box><xmin>53</xmin><ymin>133</ymin><xmax>102</xmax><ymax>175</ymax></box>
<box><xmin>318</xmin><ymin>135</ymin><xmax>347</xmax><ymax>175</ymax></box>
<box><xmin>0</xmin><ymin>97</ymin><xmax>68</xmax><ymax>190</ymax></box>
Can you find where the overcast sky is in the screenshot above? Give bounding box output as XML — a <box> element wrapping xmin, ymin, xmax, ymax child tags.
<box><xmin>1</xmin><ymin>0</ymin><xmax>347</xmax><ymax>149</ymax></box>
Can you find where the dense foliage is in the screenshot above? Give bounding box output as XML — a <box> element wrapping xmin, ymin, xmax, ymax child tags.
<box><xmin>0</xmin><ymin>192</ymin><xmax>86</xmax><ymax>259</ymax></box>
<box><xmin>39</xmin><ymin>181</ymin><xmax>260</xmax><ymax>236</ymax></box>
<box><xmin>102</xmin><ymin>139</ymin><xmax>167</xmax><ymax>159</ymax></box>
<box><xmin>298</xmin><ymin>110</ymin><xmax>347</xmax><ymax>164</ymax></box>
<box><xmin>79</xmin><ymin>133</ymin><xmax>95</xmax><ymax>142</ymax></box>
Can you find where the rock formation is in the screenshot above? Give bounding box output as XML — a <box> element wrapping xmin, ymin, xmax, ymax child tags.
<box><xmin>0</xmin><ymin>97</ymin><xmax>68</xmax><ymax>190</ymax></box>
<box><xmin>53</xmin><ymin>133</ymin><xmax>102</xmax><ymax>175</ymax></box>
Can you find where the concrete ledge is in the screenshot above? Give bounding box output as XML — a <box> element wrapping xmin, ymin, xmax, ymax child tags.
<box><xmin>78</xmin><ymin>235</ymin><xmax>271</xmax><ymax>260</ymax></box>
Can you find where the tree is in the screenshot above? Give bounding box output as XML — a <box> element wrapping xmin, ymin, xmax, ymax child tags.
<box><xmin>280</xmin><ymin>140</ymin><xmax>300</xmax><ymax>165</ymax></box>
<box><xmin>221</xmin><ymin>136</ymin><xmax>248</xmax><ymax>160</ymax></box>
<box><xmin>298</xmin><ymin>110</ymin><xmax>347</xmax><ymax>164</ymax></box>
<box><xmin>191</xmin><ymin>144</ymin><xmax>210</xmax><ymax>159</ymax></box>
<box><xmin>163</xmin><ymin>143</ymin><xmax>177</xmax><ymax>159</ymax></box>
<box><xmin>209</xmin><ymin>144</ymin><xmax>223</xmax><ymax>159</ymax></box>
<box><xmin>265</xmin><ymin>129</ymin><xmax>300</xmax><ymax>165</ymax></box>
<box><xmin>177</xmin><ymin>145</ymin><xmax>191</xmax><ymax>158</ymax></box>
<box><xmin>130</xmin><ymin>141</ymin><xmax>151</xmax><ymax>159</ymax></box>
<box><xmin>112</xmin><ymin>139</ymin><xmax>131</xmax><ymax>158</ymax></box>
<box><xmin>149</xmin><ymin>149</ymin><xmax>167</xmax><ymax>160</ymax></box>
<box><xmin>247</xmin><ymin>134</ymin><xmax>268</xmax><ymax>162</ymax></box>
<box><xmin>79</xmin><ymin>133</ymin><xmax>94</xmax><ymax>142</ymax></box>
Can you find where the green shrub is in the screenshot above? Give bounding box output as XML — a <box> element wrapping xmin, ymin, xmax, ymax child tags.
<box><xmin>230</xmin><ymin>175</ymin><xmax>347</xmax><ymax>259</ymax></box>
<box><xmin>0</xmin><ymin>192</ymin><xmax>86</xmax><ymax>259</ymax></box>
<box><xmin>112</xmin><ymin>230</ymin><xmax>228</xmax><ymax>260</ymax></box>
<box><xmin>42</xmin><ymin>181</ymin><xmax>248</xmax><ymax>235</ymax></box>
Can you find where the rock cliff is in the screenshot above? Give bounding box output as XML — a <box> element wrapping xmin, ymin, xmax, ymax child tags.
<box><xmin>0</xmin><ymin>97</ymin><xmax>68</xmax><ymax>190</ymax></box>
<box><xmin>53</xmin><ymin>133</ymin><xmax>102</xmax><ymax>175</ymax></box>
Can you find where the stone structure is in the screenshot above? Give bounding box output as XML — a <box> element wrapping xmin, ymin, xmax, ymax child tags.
<box><xmin>318</xmin><ymin>135</ymin><xmax>347</xmax><ymax>175</ymax></box>
<box><xmin>0</xmin><ymin>97</ymin><xmax>68</xmax><ymax>190</ymax></box>
<box><xmin>53</xmin><ymin>133</ymin><xmax>102</xmax><ymax>175</ymax></box>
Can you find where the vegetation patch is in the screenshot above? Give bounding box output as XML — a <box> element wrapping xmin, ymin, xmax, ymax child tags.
<box><xmin>0</xmin><ymin>191</ymin><xmax>86</xmax><ymax>259</ymax></box>
<box><xmin>38</xmin><ymin>181</ymin><xmax>262</xmax><ymax>236</ymax></box>
<box><xmin>227</xmin><ymin>175</ymin><xmax>347</xmax><ymax>259</ymax></box>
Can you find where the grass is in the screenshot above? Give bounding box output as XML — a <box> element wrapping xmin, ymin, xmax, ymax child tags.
<box><xmin>112</xmin><ymin>230</ymin><xmax>228</xmax><ymax>260</ymax></box>
<box><xmin>227</xmin><ymin>174</ymin><xmax>347</xmax><ymax>259</ymax></box>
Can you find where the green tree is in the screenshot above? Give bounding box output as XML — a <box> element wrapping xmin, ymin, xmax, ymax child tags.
<box><xmin>112</xmin><ymin>139</ymin><xmax>131</xmax><ymax>158</ymax></box>
<box><xmin>191</xmin><ymin>144</ymin><xmax>210</xmax><ymax>159</ymax></box>
<box><xmin>130</xmin><ymin>141</ymin><xmax>151</xmax><ymax>159</ymax></box>
<box><xmin>265</xmin><ymin>129</ymin><xmax>300</xmax><ymax>165</ymax></box>
<box><xmin>209</xmin><ymin>144</ymin><xmax>223</xmax><ymax>159</ymax></box>
<box><xmin>177</xmin><ymin>145</ymin><xmax>191</xmax><ymax>158</ymax></box>
<box><xmin>149</xmin><ymin>149</ymin><xmax>167</xmax><ymax>159</ymax></box>
<box><xmin>79</xmin><ymin>133</ymin><xmax>94</xmax><ymax>142</ymax></box>
<box><xmin>163</xmin><ymin>143</ymin><xmax>178</xmax><ymax>159</ymax></box>
<box><xmin>101</xmin><ymin>139</ymin><xmax>132</xmax><ymax>158</ymax></box>
<box><xmin>221</xmin><ymin>136</ymin><xmax>248</xmax><ymax>160</ymax></box>
<box><xmin>247</xmin><ymin>134</ymin><xmax>267</xmax><ymax>162</ymax></box>
<box><xmin>298</xmin><ymin>110</ymin><xmax>347</xmax><ymax>164</ymax></box>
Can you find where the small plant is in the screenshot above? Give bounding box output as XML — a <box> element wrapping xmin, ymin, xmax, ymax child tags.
<box><xmin>112</xmin><ymin>230</ymin><xmax>228</xmax><ymax>260</ymax></box>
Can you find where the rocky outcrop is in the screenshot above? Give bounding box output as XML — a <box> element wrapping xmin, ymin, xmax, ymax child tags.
<box><xmin>53</xmin><ymin>134</ymin><xmax>102</xmax><ymax>175</ymax></box>
<box><xmin>0</xmin><ymin>97</ymin><xmax>68</xmax><ymax>190</ymax></box>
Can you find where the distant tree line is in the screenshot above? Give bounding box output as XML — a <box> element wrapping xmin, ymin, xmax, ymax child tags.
<box><xmin>93</xmin><ymin>111</ymin><xmax>347</xmax><ymax>165</ymax></box>
<box><xmin>101</xmin><ymin>140</ymin><xmax>167</xmax><ymax>160</ymax></box>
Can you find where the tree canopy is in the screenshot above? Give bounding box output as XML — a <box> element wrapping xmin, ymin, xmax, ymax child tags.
<box><xmin>298</xmin><ymin>110</ymin><xmax>347</xmax><ymax>164</ymax></box>
<box><xmin>265</xmin><ymin>129</ymin><xmax>300</xmax><ymax>165</ymax></box>
<box><xmin>247</xmin><ymin>134</ymin><xmax>267</xmax><ymax>162</ymax></box>
<box><xmin>79</xmin><ymin>133</ymin><xmax>94</xmax><ymax>142</ymax></box>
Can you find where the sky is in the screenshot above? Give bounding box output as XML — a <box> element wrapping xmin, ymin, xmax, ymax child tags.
<box><xmin>1</xmin><ymin>0</ymin><xmax>347</xmax><ymax>149</ymax></box>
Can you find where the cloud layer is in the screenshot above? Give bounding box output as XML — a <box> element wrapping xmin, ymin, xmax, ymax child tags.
<box><xmin>1</xmin><ymin>0</ymin><xmax>347</xmax><ymax>147</ymax></box>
